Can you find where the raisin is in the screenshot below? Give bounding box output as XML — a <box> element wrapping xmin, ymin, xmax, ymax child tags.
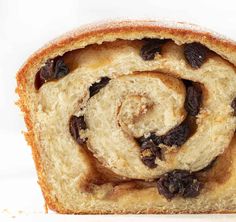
<box><xmin>150</xmin><ymin>132</ymin><xmax>163</xmax><ymax>146</ymax></box>
<box><xmin>163</xmin><ymin>122</ymin><xmax>190</xmax><ymax>146</ymax></box>
<box><xmin>138</xmin><ymin>136</ymin><xmax>162</xmax><ymax>168</ymax></box>
<box><xmin>38</xmin><ymin>59</ymin><xmax>54</xmax><ymax>81</ymax></box>
<box><xmin>231</xmin><ymin>97</ymin><xmax>236</xmax><ymax>116</ymax></box>
<box><xmin>138</xmin><ymin>122</ymin><xmax>190</xmax><ymax>149</ymax></box>
<box><xmin>151</xmin><ymin>146</ymin><xmax>162</xmax><ymax>160</ymax></box>
<box><xmin>138</xmin><ymin>132</ymin><xmax>162</xmax><ymax>146</ymax></box>
<box><xmin>157</xmin><ymin>170</ymin><xmax>202</xmax><ymax>199</ymax></box>
<box><xmin>140</xmin><ymin>140</ymin><xmax>155</xmax><ymax>151</ymax></box>
<box><xmin>182</xmin><ymin>179</ymin><xmax>202</xmax><ymax>198</ymax></box>
<box><xmin>54</xmin><ymin>58</ymin><xmax>70</xmax><ymax>79</ymax></box>
<box><xmin>137</xmin><ymin>133</ymin><xmax>164</xmax><ymax>169</ymax></box>
<box><xmin>140</xmin><ymin>141</ymin><xmax>158</xmax><ymax>168</ymax></box>
<box><xmin>89</xmin><ymin>77</ymin><xmax>111</xmax><ymax>97</ymax></box>
<box><xmin>137</xmin><ymin>136</ymin><xmax>148</xmax><ymax>145</ymax></box>
<box><xmin>141</xmin><ymin>140</ymin><xmax>162</xmax><ymax>159</ymax></box>
<box><xmin>140</xmin><ymin>39</ymin><xmax>167</xmax><ymax>61</ymax></box>
<box><xmin>184</xmin><ymin>85</ymin><xmax>202</xmax><ymax>116</ymax></box>
<box><xmin>34</xmin><ymin>56</ymin><xmax>69</xmax><ymax>90</ymax></box>
<box><xmin>182</xmin><ymin>79</ymin><xmax>193</xmax><ymax>88</ymax></box>
<box><xmin>69</xmin><ymin>115</ymin><xmax>87</xmax><ymax>145</ymax></box>
<box><xmin>141</xmin><ymin>155</ymin><xmax>157</xmax><ymax>169</ymax></box>
<box><xmin>184</xmin><ymin>43</ymin><xmax>207</xmax><ymax>68</ymax></box>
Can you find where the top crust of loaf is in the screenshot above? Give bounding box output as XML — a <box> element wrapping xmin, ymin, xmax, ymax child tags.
<box><xmin>17</xmin><ymin>20</ymin><xmax>236</xmax><ymax>76</ymax></box>
<box><xmin>16</xmin><ymin>20</ymin><xmax>236</xmax><ymax>214</ymax></box>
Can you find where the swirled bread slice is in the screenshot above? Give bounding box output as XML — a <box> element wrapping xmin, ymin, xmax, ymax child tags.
<box><xmin>16</xmin><ymin>20</ymin><xmax>236</xmax><ymax>214</ymax></box>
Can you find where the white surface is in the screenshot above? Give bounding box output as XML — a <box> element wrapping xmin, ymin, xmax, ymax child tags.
<box><xmin>1</xmin><ymin>0</ymin><xmax>236</xmax><ymax>221</ymax></box>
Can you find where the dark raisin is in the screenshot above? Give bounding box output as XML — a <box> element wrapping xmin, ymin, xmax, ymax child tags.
<box><xmin>140</xmin><ymin>140</ymin><xmax>155</xmax><ymax>151</ymax></box>
<box><xmin>137</xmin><ymin>132</ymin><xmax>162</xmax><ymax>146</ymax></box>
<box><xmin>141</xmin><ymin>141</ymin><xmax>161</xmax><ymax>168</ymax></box>
<box><xmin>141</xmin><ymin>155</ymin><xmax>157</xmax><ymax>169</ymax></box>
<box><xmin>137</xmin><ymin>136</ymin><xmax>148</xmax><ymax>145</ymax></box>
<box><xmin>54</xmin><ymin>58</ymin><xmax>70</xmax><ymax>79</ymax></box>
<box><xmin>140</xmin><ymin>140</ymin><xmax>158</xmax><ymax>168</ymax></box>
<box><xmin>182</xmin><ymin>179</ymin><xmax>202</xmax><ymax>198</ymax></box>
<box><xmin>34</xmin><ymin>56</ymin><xmax>69</xmax><ymax>90</ymax></box>
<box><xmin>38</xmin><ymin>59</ymin><xmax>54</xmax><ymax>81</ymax></box>
<box><xmin>69</xmin><ymin>115</ymin><xmax>87</xmax><ymax>145</ymax></box>
<box><xmin>182</xmin><ymin>79</ymin><xmax>193</xmax><ymax>88</ymax></box>
<box><xmin>184</xmin><ymin>85</ymin><xmax>202</xmax><ymax>116</ymax></box>
<box><xmin>151</xmin><ymin>146</ymin><xmax>162</xmax><ymax>160</ymax></box>
<box><xmin>89</xmin><ymin>77</ymin><xmax>110</xmax><ymax>97</ymax></box>
<box><xmin>140</xmin><ymin>39</ymin><xmax>167</xmax><ymax>61</ymax></box>
<box><xmin>184</xmin><ymin>43</ymin><xmax>207</xmax><ymax>68</ymax></box>
<box><xmin>141</xmin><ymin>140</ymin><xmax>162</xmax><ymax>159</ymax></box>
<box><xmin>137</xmin><ymin>133</ymin><xmax>164</xmax><ymax>168</ymax></box>
<box><xmin>157</xmin><ymin>170</ymin><xmax>202</xmax><ymax>199</ymax></box>
<box><xmin>163</xmin><ymin>122</ymin><xmax>190</xmax><ymax>146</ymax></box>
<box><xmin>231</xmin><ymin>97</ymin><xmax>236</xmax><ymax>116</ymax></box>
<box><xmin>139</xmin><ymin>138</ymin><xmax>163</xmax><ymax>168</ymax></box>
<box><xmin>150</xmin><ymin>133</ymin><xmax>163</xmax><ymax>146</ymax></box>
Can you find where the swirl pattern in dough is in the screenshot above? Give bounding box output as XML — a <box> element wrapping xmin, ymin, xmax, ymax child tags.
<box><xmin>16</xmin><ymin>20</ymin><xmax>236</xmax><ymax>214</ymax></box>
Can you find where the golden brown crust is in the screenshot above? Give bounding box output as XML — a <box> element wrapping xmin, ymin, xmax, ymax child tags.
<box><xmin>16</xmin><ymin>20</ymin><xmax>236</xmax><ymax>214</ymax></box>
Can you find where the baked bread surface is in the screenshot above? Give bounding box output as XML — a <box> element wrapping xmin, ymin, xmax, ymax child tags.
<box><xmin>16</xmin><ymin>20</ymin><xmax>236</xmax><ymax>214</ymax></box>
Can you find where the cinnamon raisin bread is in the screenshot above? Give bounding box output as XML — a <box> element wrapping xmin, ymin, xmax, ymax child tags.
<box><xmin>16</xmin><ymin>20</ymin><xmax>236</xmax><ymax>214</ymax></box>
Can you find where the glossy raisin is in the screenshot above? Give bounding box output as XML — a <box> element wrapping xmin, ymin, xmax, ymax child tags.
<box><xmin>163</xmin><ymin>122</ymin><xmax>190</xmax><ymax>146</ymax></box>
<box><xmin>184</xmin><ymin>85</ymin><xmax>202</xmax><ymax>116</ymax></box>
<box><xmin>141</xmin><ymin>140</ymin><xmax>162</xmax><ymax>159</ymax></box>
<box><xmin>182</xmin><ymin>79</ymin><xmax>193</xmax><ymax>88</ymax></box>
<box><xmin>138</xmin><ymin>132</ymin><xmax>162</xmax><ymax>146</ymax></box>
<box><xmin>54</xmin><ymin>58</ymin><xmax>70</xmax><ymax>78</ymax></box>
<box><xmin>150</xmin><ymin>133</ymin><xmax>163</xmax><ymax>146</ymax></box>
<box><xmin>140</xmin><ymin>39</ymin><xmax>167</xmax><ymax>60</ymax></box>
<box><xmin>138</xmin><ymin>137</ymin><xmax>162</xmax><ymax>168</ymax></box>
<box><xmin>137</xmin><ymin>133</ymin><xmax>164</xmax><ymax>168</ymax></box>
<box><xmin>89</xmin><ymin>77</ymin><xmax>110</xmax><ymax>97</ymax></box>
<box><xmin>184</xmin><ymin>43</ymin><xmax>207</xmax><ymax>68</ymax></box>
<box><xmin>34</xmin><ymin>57</ymin><xmax>69</xmax><ymax>90</ymax></box>
<box><xmin>231</xmin><ymin>97</ymin><xmax>236</xmax><ymax>116</ymax></box>
<box><xmin>141</xmin><ymin>155</ymin><xmax>157</xmax><ymax>169</ymax></box>
<box><xmin>69</xmin><ymin>115</ymin><xmax>87</xmax><ymax>145</ymax></box>
<box><xmin>157</xmin><ymin>170</ymin><xmax>202</xmax><ymax>199</ymax></box>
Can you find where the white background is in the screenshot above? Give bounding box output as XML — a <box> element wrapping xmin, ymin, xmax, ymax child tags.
<box><xmin>1</xmin><ymin>0</ymin><xmax>236</xmax><ymax>221</ymax></box>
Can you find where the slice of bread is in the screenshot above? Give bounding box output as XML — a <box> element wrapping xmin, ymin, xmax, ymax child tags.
<box><xmin>16</xmin><ymin>20</ymin><xmax>236</xmax><ymax>214</ymax></box>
